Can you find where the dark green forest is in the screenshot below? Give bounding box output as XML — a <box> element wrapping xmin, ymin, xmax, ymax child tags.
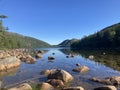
<box><xmin>0</xmin><ymin>20</ymin><xmax>50</xmax><ymax>49</ymax></box>
<box><xmin>71</xmin><ymin>23</ymin><xmax>120</xmax><ymax>49</ymax></box>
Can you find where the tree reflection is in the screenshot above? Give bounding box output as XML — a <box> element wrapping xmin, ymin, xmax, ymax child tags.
<box><xmin>61</xmin><ymin>49</ymin><xmax>120</xmax><ymax>71</ymax></box>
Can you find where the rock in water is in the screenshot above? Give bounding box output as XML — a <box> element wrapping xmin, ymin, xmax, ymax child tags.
<box><xmin>47</xmin><ymin>69</ymin><xmax>73</xmax><ymax>83</ymax></box>
<box><xmin>35</xmin><ymin>53</ymin><xmax>42</xmax><ymax>58</ymax></box>
<box><xmin>62</xmin><ymin>86</ymin><xmax>84</xmax><ymax>90</ymax></box>
<box><xmin>72</xmin><ymin>66</ymin><xmax>89</xmax><ymax>73</ymax></box>
<box><xmin>90</xmin><ymin>76</ymin><xmax>120</xmax><ymax>86</ymax></box>
<box><xmin>47</xmin><ymin>79</ymin><xmax>64</xmax><ymax>87</ymax></box>
<box><xmin>0</xmin><ymin>56</ymin><xmax>21</xmax><ymax>71</ymax></box>
<box><xmin>94</xmin><ymin>85</ymin><xmax>117</xmax><ymax>90</ymax></box>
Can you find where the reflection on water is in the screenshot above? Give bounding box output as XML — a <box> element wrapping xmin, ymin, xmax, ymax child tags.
<box><xmin>0</xmin><ymin>48</ymin><xmax>120</xmax><ymax>90</ymax></box>
<box><xmin>71</xmin><ymin>49</ymin><xmax>120</xmax><ymax>71</ymax></box>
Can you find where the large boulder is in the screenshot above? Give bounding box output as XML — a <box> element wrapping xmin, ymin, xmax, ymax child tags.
<box><xmin>47</xmin><ymin>69</ymin><xmax>73</xmax><ymax>83</ymax></box>
<box><xmin>0</xmin><ymin>56</ymin><xmax>21</xmax><ymax>71</ymax></box>
<box><xmin>72</xmin><ymin>66</ymin><xmax>89</xmax><ymax>73</ymax></box>
<box><xmin>62</xmin><ymin>86</ymin><xmax>84</xmax><ymax>90</ymax></box>
<box><xmin>94</xmin><ymin>85</ymin><xmax>117</xmax><ymax>90</ymax></box>
<box><xmin>8</xmin><ymin>83</ymin><xmax>32</xmax><ymax>90</ymax></box>
<box><xmin>39</xmin><ymin>83</ymin><xmax>54</xmax><ymax>90</ymax></box>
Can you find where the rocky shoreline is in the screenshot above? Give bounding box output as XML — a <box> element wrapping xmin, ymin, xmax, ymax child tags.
<box><xmin>0</xmin><ymin>49</ymin><xmax>119</xmax><ymax>90</ymax></box>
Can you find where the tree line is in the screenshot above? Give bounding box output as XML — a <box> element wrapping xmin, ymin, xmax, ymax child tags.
<box><xmin>0</xmin><ymin>15</ymin><xmax>50</xmax><ymax>49</ymax></box>
<box><xmin>71</xmin><ymin>23</ymin><xmax>120</xmax><ymax>50</ymax></box>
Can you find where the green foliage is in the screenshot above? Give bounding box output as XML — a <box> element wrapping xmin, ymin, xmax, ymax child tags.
<box><xmin>0</xmin><ymin>15</ymin><xmax>8</xmax><ymax>19</ymax></box>
<box><xmin>0</xmin><ymin>21</ymin><xmax>51</xmax><ymax>49</ymax></box>
<box><xmin>71</xmin><ymin>23</ymin><xmax>120</xmax><ymax>50</ymax></box>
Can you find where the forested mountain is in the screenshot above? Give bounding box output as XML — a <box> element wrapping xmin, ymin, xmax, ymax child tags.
<box><xmin>0</xmin><ymin>21</ymin><xmax>51</xmax><ymax>49</ymax></box>
<box><xmin>71</xmin><ymin>23</ymin><xmax>120</xmax><ymax>49</ymax></box>
<box><xmin>59</xmin><ymin>39</ymin><xmax>78</xmax><ymax>47</ymax></box>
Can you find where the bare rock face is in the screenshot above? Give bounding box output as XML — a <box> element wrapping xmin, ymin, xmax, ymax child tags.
<box><xmin>47</xmin><ymin>79</ymin><xmax>64</xmax><ymax>87</ymax></box>
<box><xmin>8</xmin><ymin>83</ymin><xmax>32</xmax><ymax>90</ymax></box>
<box><xmin>0</xmin><ymin>56</ymin><xmax>21</xmax><ymax>71</ymax></box>
<box><xmin>47</xmin><ymin>69</ymin><xmax>73</xmax><ymax>83</ymax></box>
<box><xmin>94</xmin><ymin>85</ymin><xmax>117</xmax><ymax>90</ymax></box>
<box><xmin>72</xmin><ymin>66</ymin><xmax>89</xmax><ymax>73</ymax></box>
<box><xmin>40</xmin><ymin>83</ymin><xmax>54</xmax><ymax>90</ymax></box>
<box><xmin>90</xmin><ymin>76</ymin><xmax>120</xmax><ymax>86</ymax></box>
<box><xmin>62</xmin><ymin>86</ymin><xmax>84</xmax><ymax>90</ymax></box>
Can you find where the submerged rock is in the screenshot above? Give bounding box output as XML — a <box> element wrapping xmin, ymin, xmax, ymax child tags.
<box><xmin>8</xmin><ymin>83</ymin><xmax>32</xmax><ymax>90</ymax></box>
<box><xmin>41</xmin><ymin>69</ymin><xmax>57</xmax><ymax>76</ymax></box>
<box><xmin>90</xmin><ymin>76</ymin><xmax>120</xmax><ymax>86</ymax></box>
<box><xmin>94</xmin><ymin>85</ymin><xmax>117</xmax><ymax>90</ymax></box>
<box><xmin>62</xmin><ymin>86</ymin><xmax>84</xmax><ymax>90</ymax></box>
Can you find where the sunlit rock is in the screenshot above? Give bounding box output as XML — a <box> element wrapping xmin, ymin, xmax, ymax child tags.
<box><xmin>72</xmin><ymin>66</ymin><xmax>89</xmax><ymax>73</ymax></box>
<box><xmin>47</xmin><ymin>69</ymin><xmax>73</xmax><ymax>83</ymax></box>
<box><xmin>41</xmin><ymin>69</ymin><xmax>73</xmax><ymax>83</ymax></box>
<box><xmin>0</xmin><ymin>56</ymin><xmax>21</xmax><ymax>71</ymax></box>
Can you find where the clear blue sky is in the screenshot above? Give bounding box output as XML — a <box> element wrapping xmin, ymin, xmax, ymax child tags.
<box><xmin>0</xmin><ymin>0</ymin><xmax>120</xmax><ymax>45</ymax></box>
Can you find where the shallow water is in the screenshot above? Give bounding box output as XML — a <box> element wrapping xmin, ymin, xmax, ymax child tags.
<box><xmin>0</xmin><ymin>48</ymin><xmax>120</xmax><ymax>90</ymax></box>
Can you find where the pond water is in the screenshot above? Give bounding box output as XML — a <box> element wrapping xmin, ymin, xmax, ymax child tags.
<box><xmin>0</xmin><ymin>48</ymin><xmax>120</xmax><ymax>90</ymax></box>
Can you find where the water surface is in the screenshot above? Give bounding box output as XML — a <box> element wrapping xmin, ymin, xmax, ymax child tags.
<box><xmin>0</xmin><ymin>48</ymin><xmax>120</xmax><ymax>90</ymax></box>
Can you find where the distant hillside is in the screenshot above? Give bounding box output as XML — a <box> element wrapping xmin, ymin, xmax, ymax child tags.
<box><xmin>0</xmin><ymin>21</ymin><xmax>50</xmax><ymax>49</ymax></box>
<box><xmin>59</xmin><ymin>39</ymin><xmax>78</xmax><ymax>47</ymax></box>
<box><xmin>71</xmin><ymin>23</ymin><xmax>120</xmax><ymax>49</ymax></box>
